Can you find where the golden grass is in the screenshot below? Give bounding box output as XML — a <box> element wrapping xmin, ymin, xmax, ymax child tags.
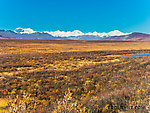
<box><xmin>0</xmin><ymin>40</ymin><xmax>150</xmax><ymax>54</ymax></box>
<box><xmin>0</xmin><ymin>98</ymin><xmax>8</xmax><ymax>107</ymax></box>
<box><xmin>0</xmin><ymin>98</ymin><xmax>9</xmax><ymax>113</ymax></box>
<box><xmin>0</xmin><ymin>40</ymin><xmax>150</xmax><ymax>112</ymax></box>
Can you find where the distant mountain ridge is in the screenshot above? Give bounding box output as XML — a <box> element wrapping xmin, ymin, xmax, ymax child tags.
<box><xmin>14</xmin><ymin>28</ymin><xmax>130</xmax><ymax>37</ymax></box>
<box><xmin>0</xmin><ymin>29</ymin><xmax>66</xmax><ymax>40</ymax></box>
<box><xmin>104</xmin><ymin>32</ymin><xmax>150</xmax><ymax>41</ymax></box>
<box><xmin>0</xmin><ymin>28</ymin><xmax>150</xmax><ymax>41</ymax></box>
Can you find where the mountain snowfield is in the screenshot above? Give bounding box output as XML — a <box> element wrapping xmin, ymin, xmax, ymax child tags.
<box><xmin>14</xmin><ymin>27</ymin><xmax>131</xmax><ymax>37</ymax></box>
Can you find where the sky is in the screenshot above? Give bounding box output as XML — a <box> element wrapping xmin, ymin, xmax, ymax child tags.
<box><xmin>0</xmin><ymin>0</ymin><xmax>150</xmax><ymax>33</ymax></box>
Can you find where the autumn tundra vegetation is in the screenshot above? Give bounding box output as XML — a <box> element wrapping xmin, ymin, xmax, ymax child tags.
<box><xmin>0</xmin><ymin>39</ymin><xmax>150</xmax><ymax>112</ymax></box>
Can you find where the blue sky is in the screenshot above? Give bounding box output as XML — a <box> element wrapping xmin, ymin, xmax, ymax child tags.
<box><xmin>0</xmin><ymin>0</ymin><xmax>150</xmax><ymax>33</ymax></box>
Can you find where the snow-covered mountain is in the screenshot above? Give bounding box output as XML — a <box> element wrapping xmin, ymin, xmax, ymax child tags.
<box><xmin>0</xmin><ymin>29</ymin><xmax>64</xmax><ymax>40</ymax></box>
<box><xmin>14</xmin><ymin>28</ymin><xmax>131</xmax><ymax>38</ymax></box>
<box><xmin>14</xmin><ymin>28</ymin><xmax>37</xmax><ymax>34</ymax></box>
<box><xmin>1</xmin><ymin>27</ymin><xmax>150</xmax><ymax>41</ymax></box>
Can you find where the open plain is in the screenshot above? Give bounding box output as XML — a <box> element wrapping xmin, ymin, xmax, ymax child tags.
<box><xmin>0</xmin><ymin>39</ymin><xmax>150</xmax><ymax>112</ymax></box>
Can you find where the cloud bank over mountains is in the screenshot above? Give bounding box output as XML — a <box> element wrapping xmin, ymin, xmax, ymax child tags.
<box><xmin>14</xmin><ymin>27</ymin><xmax>131</xmax><ymax>37</ymax></box>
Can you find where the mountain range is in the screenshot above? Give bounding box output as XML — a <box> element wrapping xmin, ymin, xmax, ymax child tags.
<box><xmin>0</xmin><ymin>28</ymin><xmax>150</xmax><ymax>41</ymax></box>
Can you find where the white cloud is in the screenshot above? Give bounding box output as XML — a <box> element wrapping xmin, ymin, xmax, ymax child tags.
<box><xmin>14</xmin><ymin>27</ymin><xmax>131</xmax><ymax>37</ymax></box>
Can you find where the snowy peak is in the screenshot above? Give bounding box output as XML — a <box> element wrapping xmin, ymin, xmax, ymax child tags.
<box><xmin>14</xmin><ymin>27</ymin><xmax>37</xmax><ymax>34</ymax></box>
<box><xmin>108</xmin><ymin>30</ymin><xmax>130</xmax><ymax>36</ymax></box>
<box><xmin>14</xmin><ymin>27</ymin><xmax>131</xmax><ymax>37</ymax></box>
<box><xmin>45</xmin><ymin>30</ymin><xmax>130</xmax><ymax>37</ymax></box>
<box><xmin>44</xmin><ymin>30</ymin><xmax>84</xmax><ymax>37</ymax></box>
<box><xmin>1</xmin><ymin>28</ymin><xmax>150</xmax><ymax>41</ymax></box>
